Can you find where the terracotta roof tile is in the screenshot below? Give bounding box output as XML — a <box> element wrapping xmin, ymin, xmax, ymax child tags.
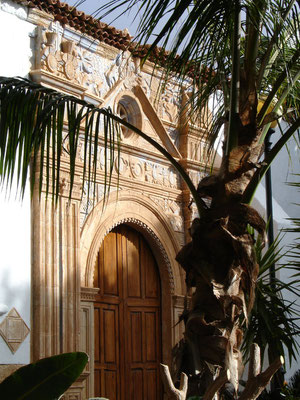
<box><xmin>15</xmin><ymin>0</ymin><xmax>134</xmax><ymax>51</ymax></box>
<box><xmin>14</xmin><ymin>0</ymin><xmax>185</xmax><ymax>70</ymax></box>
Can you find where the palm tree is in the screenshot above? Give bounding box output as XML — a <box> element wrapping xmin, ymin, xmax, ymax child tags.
<box><xmin>0</xmin><ymin>0</ymin><xmax>299</xmax><ymax>398</ymax></box>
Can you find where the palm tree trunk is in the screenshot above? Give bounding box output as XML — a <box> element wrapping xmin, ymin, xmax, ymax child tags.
<box><xmin>175</xmin><ymin>118</ymin><xmax>268</xmax><ymax>396</ymax></box>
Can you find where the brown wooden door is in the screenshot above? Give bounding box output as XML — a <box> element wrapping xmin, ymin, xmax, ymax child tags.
<box><xmin>94</xmin><ymin>225</ymin><xmax>162</xmax><ymax>400</ymax></box>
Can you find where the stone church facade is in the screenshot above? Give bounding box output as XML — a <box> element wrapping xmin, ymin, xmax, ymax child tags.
<box><xmin>0</xmin><ymin>1</ymin><xmax>212</xmax><ymax>399</ymax></box>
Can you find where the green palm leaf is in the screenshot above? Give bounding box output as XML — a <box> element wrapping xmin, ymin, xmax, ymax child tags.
<box><xmin>242</xmin><ymin>232</ymin><xmax>300</xmax><ymax>367</ymax></box>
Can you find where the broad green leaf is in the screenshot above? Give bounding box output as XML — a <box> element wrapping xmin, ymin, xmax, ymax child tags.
<box><xmin>0</xmin><ymin>352</ymin><xmax>88</xmax><ymax>400</ymax></box>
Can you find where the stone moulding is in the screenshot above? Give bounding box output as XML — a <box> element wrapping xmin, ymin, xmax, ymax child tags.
<box><xmin>80</xmin><ymin>287</ymin><xmax>99</xmax><ymax>302</ymax></box>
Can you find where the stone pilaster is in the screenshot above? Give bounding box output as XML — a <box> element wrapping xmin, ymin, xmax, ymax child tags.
<box><xmin>31</xmin><ymin>191</ymin><xmax>60</xmax><ymax>361</ymax></box>
<box><xmin>31</xmin><ymin>174</ymin><xmax>82</xmax><ymax>360</ymax></box>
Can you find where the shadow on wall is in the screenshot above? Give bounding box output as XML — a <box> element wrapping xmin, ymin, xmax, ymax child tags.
<box><xmin>0</xmin><ymin>265</ymin><xmax>30</xmax><ymax>325</ymax></box>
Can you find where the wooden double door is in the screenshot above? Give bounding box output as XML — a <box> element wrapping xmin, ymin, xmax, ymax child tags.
<box><xmin>93</xmin><ymin>225</ymin><xmax>162</xmax><ymax>400</ymax></box>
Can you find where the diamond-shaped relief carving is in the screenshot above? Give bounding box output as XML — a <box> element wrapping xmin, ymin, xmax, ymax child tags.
<box><xmin>0</xmin><ymin>308</ymin><xmax>30</xmax><ymax>354</ymax></box>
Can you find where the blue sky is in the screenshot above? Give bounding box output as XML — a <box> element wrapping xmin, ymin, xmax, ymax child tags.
<box><xmin>65</xmin><ymin>0</ymin><xmax>143</xmax><ymax>38</ymax></box>
<box><xmin>64</xmin><ymin>0</ymin><xmax>179</xmax><ymax>47</ymax></box>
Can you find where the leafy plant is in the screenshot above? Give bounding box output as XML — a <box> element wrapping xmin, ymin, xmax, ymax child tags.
<box><xmin>242</xmin><ymin>233</ymin><xmax>300</xmax><ymax>367</ymax></box>
<box><xmin>286</xmin><ymin>369</ymin><xmax>300</xmax><ymax>398</ymax></box>
<box><xmin>0</xmin><ymin>352</ymin><xmax>88</xmax><ymax>400</ymax></box>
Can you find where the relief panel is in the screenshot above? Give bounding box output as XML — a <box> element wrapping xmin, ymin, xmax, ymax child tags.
<box><xmin>0</xmin><ymin>308</ymin><xmax>30</xmax><ymax>354</ymax></box>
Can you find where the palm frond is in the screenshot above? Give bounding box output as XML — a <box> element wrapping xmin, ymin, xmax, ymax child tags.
<box><xmin>242</xmin><ymin>231</ymin><xmax>300</xmax><ymax>367</ymax></box>
<box><xmin>0</xmin><ymin>77</ymin><xmax>206</xmax><ymax>213</ymax></box>
<box><xmin>242</xmin><ymin>117</ymin><xmax>300</xmax><ymax>204</ymax></box>
<box><xmin>95</xmin><ymin>0</ymin><xmax>299</xmax><ymax>157</ymax></box>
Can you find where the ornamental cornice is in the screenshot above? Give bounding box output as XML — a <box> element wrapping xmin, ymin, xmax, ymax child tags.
<box><xmin>80</xmin><ymin>287</ymin><xmax>99</xmax><ymax>302</ymax></box>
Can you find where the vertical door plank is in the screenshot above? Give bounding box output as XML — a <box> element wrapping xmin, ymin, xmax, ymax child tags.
<box><xmin>94</xmin><ymin>307</ymin><xmax>101</xmax><ymax>363</ymax></box>
<box><xmin>104</xmin><ymin>370</ymin><xmax>118</xmax><ymax>400</ymax></box>
<box><xmin>126</xmin><ymin>228</ymin><xmax>141</xmax><ymax>298</ymax></box>
<box><xmin>146</xmin><ymin>369</ymin><xmax>158</xmax><ymax>400</ymax></box>
<box><xmin>103</xmin><ymin>232</ymin><xmax>118</xmax><ymax>296</ymax></box>
<box><xmin>142</xmin><ymin>239</ymin><xmax>159</xmax><ymax>299</ymax></box>
<box><xmin>103</xmin><ymin>307</ymin><xmax>117</xmax><ymax>363</ymax></box>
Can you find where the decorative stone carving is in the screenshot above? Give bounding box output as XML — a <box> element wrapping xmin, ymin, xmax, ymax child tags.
<box><xmin>161</xmin><ymin>83</ymin><xmax>180</xmax><ymax>123</ymax></box>
<box><xmin>149</xmin><ymin>196</ymin><xmax>184</xmax><ymax>233</ymax></box>
<box><xmin>79</xmin><ymin>183</ymin><xmax>119</xmax><ymax>227</ymax></box>
<box><xmin>0</xmin><ymin>308</ymin><xmax>30</xmax><ymax>354</ymax></box>
<box><xmin>188</xmin><ymin>137</ymin><xmax>211</xmax><ymax>162</ymax></box>
<box><xmin>78</xmin><ymin>145</ymin><xmax>179</xmax><ymax>189</ymax></box>
<box><xmin>81</xmin><ymin>287</ymin><xmax>99</xmax><ymax>302</ymax></box>
<box><xmin>189</xmin><ymin>169</ymin><xmax>206</xmax><ymax>188</ymax></box>
<box><xmin>78</xmin><ymin>152</ymin><xmax>181</xmax><ymax>229</ymax></box>
<box><xmin>105</xmin><ymin>50</ymin><xmax>141</xmax><ymax>91</ymax></box>
<box><xmin>40</xmin><ymin>29</ymin><xmax>104</xmax><ymax>97</ymax></box>
<box><xmin>39</xmin><ymin>28</ymin><xmax>146</xmax><ymax>100</ymax></box>
<box><xmin>168</xmin><ymin>127</ymin><xmax>180</xmax><ymax>149</ymax></box>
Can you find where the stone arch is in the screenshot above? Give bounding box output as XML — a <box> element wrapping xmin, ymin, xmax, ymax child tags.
<box><xmin>80</xmin><ymin>190</ymin><xmax>183</xmax><ymax>295</ymax></box>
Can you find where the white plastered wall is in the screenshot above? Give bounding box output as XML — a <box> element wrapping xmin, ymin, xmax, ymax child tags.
<box><xmin>0</xmin><ymin>0</ymin><xmax>35</xmax><ymax>364</ymax></box>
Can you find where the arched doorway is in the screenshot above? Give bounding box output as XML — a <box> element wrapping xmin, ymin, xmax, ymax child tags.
<box><xmin>93</xmin><ymin>224</ymin><xmax>162</xmax><ymax>400</ymax></box>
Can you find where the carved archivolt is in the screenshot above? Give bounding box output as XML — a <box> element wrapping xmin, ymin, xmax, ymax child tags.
<box><xmin>80</xmin><ymin>191</ymin><xmax>183</xmax><ymax>295</ymax></box>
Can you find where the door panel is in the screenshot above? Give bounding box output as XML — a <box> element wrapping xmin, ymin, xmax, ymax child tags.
<box><xmin>145</xmin><ymin>311</ymin><xmax>157</xmax><ymax>362</ymax></box>
<box><xmin>125</xmin><ymin>228</ymin><xmax>141</xmax><ymax>298</ymax></box>
<box><xmin>130</xmin><ymin>369</ymin><xmax>143</xmax><ymax>399</ymax></box>
<box><xmin>130</xmin><ymin>311</ymin><xmax>143</xmax><ymax>363</ymax></box>
<box><xmin>146</xmin><ymin>369</ymin><xmax>158</xmax><ymax>400</ymax></box>
<box><xmin>94</xmin><ymin>303</ymin><xmax>121</xmax><ymax>400</ymax></box>
<box><xmin>94</xmin><ymin>225</ymin><xmax>162</xmax><ymax>400</ymax></box>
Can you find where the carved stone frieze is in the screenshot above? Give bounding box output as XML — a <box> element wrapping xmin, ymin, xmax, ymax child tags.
<box><xmin>141</xmin><ymin>76</ymin><xmax>181</xmax><ymax>124</ymax></box>
<box><xmin>39</xmin><ymin>28</ymin><xmax>144</xmax><ymax>100</ymax></box>
<box><xmin>188</xmin><ymin>137</ymin><xmax>212</xmax><ymax>163</ymax></box>
<box><xmin>40</xmin><ymin>31</ymin><xmax>104</xmax><ymax>97</ymax></box>
<box><xmin>189</xmin><ymin>169</ymin><xmax>206</xmax><ymax>188</ymax></box>
<box><xmin>105</xmin><ymin>50</ymin><xmax>142</xmax><ymax>92</ymax></box>
<box><xmin>168</xmin><ymin>127</ymin><xmax>180</xmax><ymax>149</ymax></box>
<box><xmin>160</xmin><ymin>82</ymin><xmax>181</xmax><ymax>123</ymax></box>
<box><xmin>79</xmin><ymin>183</ymin><xmax>119</xmax><ymax>228</ymax></box>
<box><xmin>78</xmin><ymin>145</ymin><xmax>180</xmax><ymax>189</ymax></box>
